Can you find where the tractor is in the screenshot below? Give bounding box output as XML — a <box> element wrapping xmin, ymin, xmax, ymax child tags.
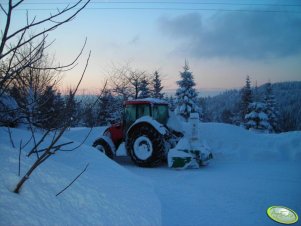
<box><xmin>92</xmin><ymin>98</ymin><xmax>212</xmax><ymax>169</ymax></box>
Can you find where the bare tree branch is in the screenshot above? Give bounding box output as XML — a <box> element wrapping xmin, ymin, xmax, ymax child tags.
<box><xmin>0</xmin><ymin>4</ymin><xmax>8</xmax><ymax>15</ymax></box>
<box><xmin>18</xmin><ymin>139</ymin><xmax>22</xmax><ymax>176</ymax></box>
<box><xmin>7</xmin><ymin>126</ymin><xmax>15</xmax><ymax>148</ymax></box>
<box><xmin>13</xmin><ymin>48</ymin><xmax>91</xmax><ymax>193</ymax></box>
<box><xmin>1</xmin><ymin>0</ymin><xmax>90</xmax><ymax>59</ymax></box>
<box><xmin>55</xmin><ymin>163</ymin><xmax>89</xmax><ymax>197</ymax></box>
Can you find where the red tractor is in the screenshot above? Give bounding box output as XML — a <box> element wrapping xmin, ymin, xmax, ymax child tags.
<box><xmin>92</xmin><ymin>98</ymin><xmax>212</xmax><ymax>168</ymax></box>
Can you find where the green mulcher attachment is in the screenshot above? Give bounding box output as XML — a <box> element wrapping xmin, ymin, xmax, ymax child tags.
<box><xmin>167</xmin><ymin>113</ymin><xmax>213</xmax><ymax>169</ymax></box>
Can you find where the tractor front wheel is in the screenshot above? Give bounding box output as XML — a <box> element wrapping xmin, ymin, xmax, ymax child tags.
<box><xmin>126</xmin><ymin>123</ymin><xmax>165</xmax><ymax>167</ymax></box>
<box><xmin>93</xmin><ymin>138</ymin><xmax>114</xmax><ymax>159</ymax></box>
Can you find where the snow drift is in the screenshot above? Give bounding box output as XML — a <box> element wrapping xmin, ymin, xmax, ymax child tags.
<box><xmin>1</xmin><ymin>123</ymin><xmax>300</xmax><ymax>226</ymax></box>
<box><xmin>0</xmin><ymin>127</ymin><xmax>161</xmax><ymax>226</ymax></box>
<box><xmin>199</xmin><ymin>123</ymin><xmax>301</xmax><ymax>162</ymax></box>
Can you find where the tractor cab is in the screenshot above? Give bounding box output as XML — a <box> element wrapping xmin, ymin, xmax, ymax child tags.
<box><xmin>123</xmin><ymin>98</ymin><xmax>169</xmax><ymax>132</ymax></box>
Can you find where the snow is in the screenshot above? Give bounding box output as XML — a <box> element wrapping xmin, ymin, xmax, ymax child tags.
<box><xmin>199</xmin><ymin>123</ymin><xmax>301</xmax><ymax>161</ymax></box>
<box><xmin>128</xmin><ymin>98</ymin><xmax>168</xmax><ymax>105</ymax></box>
<box><xmin>130</xmin><ymin>116</ymin><xmax>167</xmax><ymax>135</ymax></box>
<box><xmin>166</xmin><ymin>110</ymin><xmax>184</xmax><ymax>133</ymax></box>
<box><xmin>0</xmin><ymin>127</ymin><xmax>161</xmax><ymax>226</ymax></box>
<box><xmin>1</xmin><ymin>123</ymin><xmax>301</xmax><ymax>226</ymax></box>
<box><xmin>0</xmin><ymin>94</ymin><xmax>18</xmax><ymax>109</ymax></box>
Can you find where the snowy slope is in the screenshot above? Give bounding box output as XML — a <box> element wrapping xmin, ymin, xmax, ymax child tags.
<box><xmin>0</xmin><ymin>127</ymin><xmax>161</xmax><ymax>226</ymax></box>
<box><xmin>1</xmin><ymin>123</ymin><xmax>301</xmax><ymax>226</ymax></box>
<box><xmin>199</xmin><ymin>123</ymin><xmax>301</xmax><ymax>161</ymax></box>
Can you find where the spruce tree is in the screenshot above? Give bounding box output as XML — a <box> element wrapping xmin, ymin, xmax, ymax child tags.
<box><xmin>264</xmin><ymin>82</ymin><xmax>279</xmax><ymax>132</ymax></box>
<box><xmin>95</xmin><ymin>89</ymin><xmax>121</xmax><ymax>125</ymax></box>
<box><xmin>138</xmin><ymin>78</ymin><xmax>151</xmax><ymax>99</ymax></box>
<box><xmin>240</xmin><ymin>75</ymin><xmax>252</xmax><ymax>125</ymax></box>
<box><xmin>167</xmin><ymin>96</ymin><xmax>176</xmax><ymax>111</ymax></box>
<box><xmin>175</xmin><ymin>62</ymin><xmax>199</xmax><ymax>120</ymax></box>
<box><xmin>64</xmin><ymin>90</ymin><xmax>80</xmax><ymax>127</ymax></box>
<box><xmin>151</xmin><ymin>71</ymin><xmax>164</xmax><ymax>99</ymax></box>
<box><xmin>245</xmin><ymin>102</ymin><xmax>271</xmax><ymax>132</ymax></box>
<box><xmin>37</xmin><ymin>86</ymin><xmax>65</xmax><ymax>129</ymax></box>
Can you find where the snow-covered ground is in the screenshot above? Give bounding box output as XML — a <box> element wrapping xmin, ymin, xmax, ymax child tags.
<box><xmin>1</xmin><ymin>123</ymin><xmax>300</xmax><ymax>226</ymax></box>
<box><xmin>0</xmin><ymin>127</ymin><xmax>161</xmax><ymax>226</ymax></box>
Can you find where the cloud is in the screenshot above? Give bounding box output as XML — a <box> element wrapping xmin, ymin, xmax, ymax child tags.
<box><xmin>158</xmin><ymin>12</ymin><xmax>301</xmax><ymax>59</ymax></box>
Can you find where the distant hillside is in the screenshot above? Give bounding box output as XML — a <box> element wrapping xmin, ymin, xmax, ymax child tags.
<box><xmin>203</xmin><ymin>81</ymin><xmax>301</xmax><ymax>132</ymax></box>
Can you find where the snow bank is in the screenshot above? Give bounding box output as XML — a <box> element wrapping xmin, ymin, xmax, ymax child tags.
<box><xmin>0</xmin><ymin>127</ymin><xmax>161</xmax><ymax>226</ymax></box>
<box><xmin>199</xmin><ymin>123</ymin><xmax>301</xmax><ymax>161</ymax></box>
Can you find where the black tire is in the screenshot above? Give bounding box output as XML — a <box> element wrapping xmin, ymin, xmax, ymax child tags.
<box><xmin>126</xmin><ymin>123</ymin><xmax>165</xmax><ymax>167</ymax></box>
<box><xmin>93</xmin><ymin>138</ymin><xmax>114</xmax><ymax>159</ymax></box>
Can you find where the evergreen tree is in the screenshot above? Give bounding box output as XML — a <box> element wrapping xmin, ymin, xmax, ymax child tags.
<box><xmin>64</xmin><ymin>90</ymin><xmax>80</xmax><ymax>127</ymax></box>
<box><xmin>264</xmin><ymin>82</ymin><xmax>279</xmax><ymax>132</ymax></box>
<box><xmin>82</xmin><ymin>104</ymin><xmax>96</xmax><ymax>127</ymax></box>
<box><xmin>97</xmin><ymin>89</ymin><xmax>120</xmax><ymax>125</ymax></box>
<box><xmin>240</xmin><ymin>75</ymin><xmax>252</xmax><ymax>125</ymax></box>
<box><xmin>245</xmin><ymin>102</ymin><xmax>271</xmax><ymax>132</ymax></box>
<box><xmin>151</xmin><ymin>71</ymin><xmax>164</xmax><ymax>99</ymax></box>
<box><xmin>10</xmin><ymin>83</ymin><xmax>40</xmax><ymax>126</ymax></box>
<box><xmin>175</xmin><ymin>62</ymin><xmax>199</xmax><ymax>120</ymax></box>
<box><xmin>166</xmin><ymin>96</ymin><xmax>175</xmax><ymax>111</ymax></box>
<box><xmin>79</xmin><ymin>96</ymin><xmax>98</xmax><ymax>127</ymax></box>
<box><xmin>197</xmin><ymin>97</ymin><xmax>207</xmax><ymax>121</ymax></box>
<box><xmin>221</xmin><ymin>109</ymin><xmax>234</xmax><ymax>124</ymax></box>
<box><xmin>138</xmin><ymin>78</ymin><xmax>151</xmax><ymax>99</ymax></box>
<box><xmin>167</xmin><ymin>95</ymin><xmax>176</xmax><ymax>111</ymax></box>
<box><xmin>37</xmin><ymin>86</ymin><xmax>65</xmax><ymax>129</ymax></box>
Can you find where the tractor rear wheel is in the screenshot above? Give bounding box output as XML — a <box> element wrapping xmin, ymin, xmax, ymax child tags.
<box><xmin>126</xmin><ymin>123</ymin><xmax>165</xmax><ymax>167</ymax></box>
<box><xmin>93</xmin><ymin>138</ymin><xmax>114</xmax><ymax>159</ymax></box>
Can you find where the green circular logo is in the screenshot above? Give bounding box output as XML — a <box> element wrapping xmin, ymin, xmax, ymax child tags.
<box><xmin>267</xmin><ymin>206</ymin><xmax>298</xmax><ymax>224</ymax></box>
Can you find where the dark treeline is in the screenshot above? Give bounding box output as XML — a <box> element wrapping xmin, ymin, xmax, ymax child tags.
<box><xmin>1</xmin><ymin>60</ymin><xmax>300</xmax><ymax>133</ymax></box>
<box><xmin>202</xmin><ymin>80</ymin><xmax>301</xmax><ymax>132</ymax></box>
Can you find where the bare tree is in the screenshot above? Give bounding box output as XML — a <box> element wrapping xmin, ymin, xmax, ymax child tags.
<box><xmin>0</xmin><ymin>0</ymin><xmax>99</xmax><ymax>193</ymax></box>
<box><xmin>109</xmin><ymin>64</ymin><xmax>132</xmax><ymax>101</ymax></box>
<box><xmin>127</xmin><ymin>69</ymin><xmax>147</xmax><ymax>99</ymax></box>
<box><xmin>0</xmin><ymin>0</ymin><xmax>90</xmax><ymax>97</ymax></box>
<box><xmin>8</xmin><ymin>42</ymin><xmax>62</xmax><ymax>127</ymax></box>
<box><xmin>13</xmin><ymin>51</ymin><xmax>92</xmax><ymax>193</ymax></box>
<box><xmin>108</xmin><ymin>63</ymin><xmax>149</xmax><ymax>100</ymax></box>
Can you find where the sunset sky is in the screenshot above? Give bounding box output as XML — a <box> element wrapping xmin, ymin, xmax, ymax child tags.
<box><xmin>6</xmin><ymin>0</ymin><xmax>301</xmax><ymax>95</ymax></box>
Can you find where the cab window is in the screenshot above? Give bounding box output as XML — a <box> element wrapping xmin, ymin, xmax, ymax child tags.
<box><xmin>137</xmin><ymin>104</ymin><xmax>151</xmax><ymax>118</ymax></box>
<box><xmin>125</xmin><ymin>105</ymin><xmax>136</xmax><ymax>126</ymax></box>
<box><xmin>153</xmin><ymin>105</ymin><xmax>168</xmax><ymax>125</ymax></box>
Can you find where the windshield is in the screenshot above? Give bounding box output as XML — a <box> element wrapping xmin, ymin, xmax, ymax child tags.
<box><xmin>124</xmin><ymin>104</ymin><xmax>151</xmax><ymax>131</ymax></box>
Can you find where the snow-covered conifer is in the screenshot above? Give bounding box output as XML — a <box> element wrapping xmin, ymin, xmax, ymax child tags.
<box><xmin>264</xmin><ymin>82</ymin><xmax>279</xmax><ymax>132</ymax></box>
<box><xmin>167</xmin><ymin>96</ymin><xmax>176</xmax><ymax>112</ymax></box>
<box><xmin>97</xmin><ymin>89</ymin><xmax>122</xmax><ymax>125</ymax></box>
<box><xmin>240</xmin><ymin>75</ymin><xmax>252</xmax><ymax>125</ymax></box>
<box><xmin>64</xmin><ymin>90</ymin><xmax>80</xmax><ymax>127</ymax></box>
<box><xmin>175</xmin><ymin>62</ymin><xmax>199</xmax><ymax>120</ymax></box>
<box><xmin>245</xmin><ymin>102</ymin><xmax>271</xmax><ymax>132</ymax></box>
<box><xmin>37</xmin><ymin>86</ymin><xmax>65</xmax><ymax>129</ymax></box>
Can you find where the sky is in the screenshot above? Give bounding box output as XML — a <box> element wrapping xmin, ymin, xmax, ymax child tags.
<box><xmin>3</xmin><ymin>0</ymin><xmax>301</xmax><ymax>95</ymax></box>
